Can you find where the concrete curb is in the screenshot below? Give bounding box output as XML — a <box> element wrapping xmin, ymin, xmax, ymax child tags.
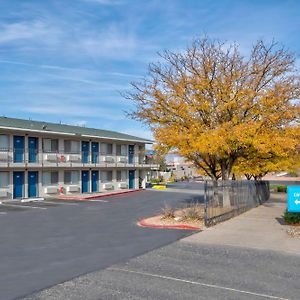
<box><xmin>58</xmin><ymin>189</ymin><xmax>145</xmax><ymax>201</ymax></box>
<box><xmin>138</xmin><ymin>219</ymin><xmax>201</xmax><ymax>231</ymax></box>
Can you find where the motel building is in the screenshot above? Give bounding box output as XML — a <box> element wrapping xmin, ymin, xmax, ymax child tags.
<box><xmin>0</xmin><ymin>117</ymin><xmax>157</xmax><ymax>200</ymax></box>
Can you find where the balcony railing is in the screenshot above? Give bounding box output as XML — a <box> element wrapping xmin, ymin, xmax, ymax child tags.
<box><xmin>0</xmin><ymin>148</ymin><xmax>158</xmax><ymax>169</ymax></box>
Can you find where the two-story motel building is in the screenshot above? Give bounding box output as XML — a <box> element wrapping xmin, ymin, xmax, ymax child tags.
<box><xmin>0</xmin><ymin>117</ymin><xmax>156</xmax><ymax>200</ymax></box>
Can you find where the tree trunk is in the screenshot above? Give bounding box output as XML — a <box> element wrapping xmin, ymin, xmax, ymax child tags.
<box><xmin>220</xmin><ymin>159</ymin><xmax>232</xmax><ymax>207</ymax></box>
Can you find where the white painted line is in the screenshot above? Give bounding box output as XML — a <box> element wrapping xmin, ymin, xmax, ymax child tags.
<box><xmin>88</xmin><ymin>199</ymin><xmax>108</xmax><ymax>202</ymax></box>
<box><xmin>108</xmin><ymin>268</ymin><xmax>288</xmax><ymax>300</ymax></box>
<box><xmin>0</xmin><ymin>203</ymin><xmax>47</xmax><ymax>210</ymax></box>
<box><xmin>41</xmin><ymin>201</ymin><xmax>79</xmax><ymax>206</ymax></box>
<box><xmin>0</xmin><ymin>212</ymin><xmax>7</xmax><ymax>215</ymax></box>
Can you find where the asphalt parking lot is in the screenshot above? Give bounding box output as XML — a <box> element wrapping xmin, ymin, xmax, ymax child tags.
<box><xmin>0</xmin><ymin>183</ymin><xmax>204</xmax><ymax>300</ymax></box>
<box><xmin>24</xmin><ymin>242</ymin><xmax>300</xmax><ymax>300</ymax></box>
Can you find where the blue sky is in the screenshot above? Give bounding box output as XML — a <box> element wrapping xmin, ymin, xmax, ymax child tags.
<box><xmin>0</xmin><ymin>0</ymin><xmax>299</xmax><ymax>140</ymax></box>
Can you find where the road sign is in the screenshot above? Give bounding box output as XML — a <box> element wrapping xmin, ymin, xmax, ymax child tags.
<box><xmin>287</xmin><ymin>186</ymin><xmax>300</xmax><ymax>212</ymax></box>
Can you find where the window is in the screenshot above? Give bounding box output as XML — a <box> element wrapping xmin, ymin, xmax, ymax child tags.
<box><xmin>101</xmin><ymin>170</ymin><xmax>113</xmax><ymax>182</ymax></box>
<box><xmin>43</xmin><ymin>139</ymin><xmax>58</xmax><ymax>153</ymax></box>
<box><xmin>64</xmin><ymin>171</ymin><xmax>79</xmax><ymax>184</ymax></box>
<box><xmin>64</xmin><ymin>140</ymin><xmax>79</xmax><ymax>154</ymax></box>
<box><xmin>103</xmin><ymin>143</ymin><xmax>113</xmax><ymax>155</ymax></box>
<box><xmin>0</xmin><ymin>172</ymin><xmax>9</xmax><ymax>188</ymax></box>
<box><xmin>116</xmin><ymin>170</ymin><xmax>126</xmax><ymax>182</ymax></box>
<box><xmin>116</xmin><ymin>144</ymin><xmax>127</xmax><ymax>156</ymax></box>
<box><xmin>0</xmin><ymin>135</ymin><xmax>9</xmax><ymax>151</ymax></box>
<box><xmin>43</xmin><ymin>171</ymin><xmax>59</xmax><ymax>186</ymax></box>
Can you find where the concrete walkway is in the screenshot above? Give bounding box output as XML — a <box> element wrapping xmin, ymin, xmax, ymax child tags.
<box><xmin>184</xmin><ymin>193</ymin><xmax>300</xmax><ymax>255</ymax></box>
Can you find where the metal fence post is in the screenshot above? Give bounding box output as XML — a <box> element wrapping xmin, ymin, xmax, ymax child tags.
<box><xmin>204</xmin><ymin>180</ymin><xmax>208</xmax><ymax>226</ymax></box>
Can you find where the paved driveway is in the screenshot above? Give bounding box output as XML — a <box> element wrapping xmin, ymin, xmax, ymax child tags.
<box><xmin>0</xmin><ymin>184</ymin><xmax>204</xmax><ymax>300</ymax></box>
<box><xmin>24</xmin><ymin>192</ymin><xmax>300</xmax><ymax>300</ymax></box>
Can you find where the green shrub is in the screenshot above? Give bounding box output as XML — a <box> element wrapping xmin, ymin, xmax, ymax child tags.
<box><xmin>277</xmin><ymin>185</ymin><xmax>287</xmax><ymax>193</ymax></box>
<box><xmin>270</xmin><ymin>185</ymin><xmax>287</xmax><ymax>193</ymax></box>
<box><xmin>283</xmin><ymin>210</ymin><xmax>300</xmax><ymax>224</ymax></box>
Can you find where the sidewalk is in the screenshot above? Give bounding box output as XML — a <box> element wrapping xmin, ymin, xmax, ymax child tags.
<box><xmin>183</xmin><ymin>193</ymin><xmax>300</xmax><ymax>256</ymax></box>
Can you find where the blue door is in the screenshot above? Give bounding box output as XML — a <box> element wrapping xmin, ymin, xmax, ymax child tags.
<box><xmin>14</xmin><ymin>136</ymin><xmax>24</xmax><ymax>163</ymax></box>
<box><xmin>128</xmin><ymin>145</ymin><xmax>134</xmax><ymax>164</ymax></box>
<box><xmin>91</xmin><ymin>170</ymin><xmax>99</xmax><ymax>192</ymax></box>
<box><xmin>91</xmin><ymin>142</ymin><xmax>99</xmax><ymax>164</ymax></box>
<box><xmin>82</xmin><ymin>171</ymin><xmax>89</xmax><ymax>193</ymax></box>
<box><xmin>13</xmin><ymin>171</ymin><xmax>24</xmax><ymax>199</ymax></box>
<box><xmin>28</xmin><ymin>171</ymin><xmax>38</xmax><ymax>198</ymax></box>
<box><xmin>82</xmin><ymin>141</ymin><xmax>89</xmax><ymax>163</ymax></box>
<box><xmin>129</xmin><ymin>170</ymin><xmax>135</xmax><ymax>189</ymax></box>
<box><xmin>28</xmin><ymin>137</ymin><xmax>38</xmax><ymax>163</ymax></box>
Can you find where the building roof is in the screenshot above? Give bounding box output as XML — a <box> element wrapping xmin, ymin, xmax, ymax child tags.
<box><xmin>0</xmin><ymin>117</ymin><xmax>153</xmax><ymax>143</ymax></box>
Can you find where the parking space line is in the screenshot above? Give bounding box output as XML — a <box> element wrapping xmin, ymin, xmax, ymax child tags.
<box><xmin>0</xmin><ymin>212</ymin><xmax>7</xmax><ymax>215</ymax></box>
<box><xmin>108</xmin><ymin>268</ymin><xmax>288</xmax><ymax>300</ymax></box>
<box><xmin>41</xmin><ymin>201</ymin><xmax>79</xmax><ymax>206</ymax></box>
<box><xmin>0</xmin><ymin>204</ymin><xmax>47</xmax><ymax>210</ymax></box>
<box><xmin>88</xmin><ymin>199</ymin><xmax>108</xmax><ymax>203</ymax></box>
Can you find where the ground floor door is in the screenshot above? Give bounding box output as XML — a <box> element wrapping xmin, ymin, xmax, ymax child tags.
<box><xmin>28</xmin><ymin>171</ymin><xmax>38</xmax><ymax>198</ymax></box>
<box><xmin>91</xmin><ymin>170</ymin><xmax>99</xmax><ymax>192</ymax></box>
<box><xmin>129</xmin><ymin>170</ymin><xmax>135</xmax><ymax>189</ymax></box>
<box><xmin>13</xmin><ymin>171</ymin><xmax>24</xmax><ymax>199</ymax></box>
<box><xmin>82</xmin><ymin>170</ymin><xmax>89</xmax><ymax>193</ymax></box>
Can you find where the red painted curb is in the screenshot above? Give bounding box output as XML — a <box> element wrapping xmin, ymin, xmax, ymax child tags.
<box><xmin>138</xmin><ymin>219</ymin><xmax>201</xmax><ymax>231</ymax></box>
<box><xmin>58</xmin><ymin>189</ymin><xmax>145</xmax><ymax>201</ymax></box>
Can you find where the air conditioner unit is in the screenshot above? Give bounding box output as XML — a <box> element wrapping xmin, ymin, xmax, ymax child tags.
<box><xmin>45</xmin><ymin>154</ymin><xmax>57</xmax><ymax>161</ymax></box>
<box><xmin>66</xmin><ymin>185</ymin><xmax>79</xmax><ymax>192</ymax></box>
<box><xmin>117</xmin><ymin>157</ymin><xmax>127</xmax><ymax>163</ymax></box>
<box><xmin>66</xmin><ymin>154</ymin><xmax>81</xmax><ymax>162</ymax></box>
<box><xmin>0</xmin><ymin>152</ymin><xmax>9</xmax><ymax>161</ymax></box>
<box><xmin>118</xmin><ymin>182</ymin><xmax>128</xmax><ymax>189</ymax></box>
<box><xmin>103</xmin><ymin>183</ymin><xmax>114</xmax><ymax>190</ymax></box>
<box><xmin>104</xmin><ymin>156</ymin><xmax>115</xmax><ymax>163</ymax></box>
<box><xmin>0</xmin><ymin>190</ymin><xmax>8</xmax><ymax>197</ymax></box>
<box><xmin>44</xmin><ymin>186</ymin><xmax>58</xmax><ymax>194</ymax></box>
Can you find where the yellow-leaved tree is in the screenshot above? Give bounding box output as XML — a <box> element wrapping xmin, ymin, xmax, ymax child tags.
<box><xmin>125</xmin><ymin>38</ymin><xmax>300</xmax><ymax>181</ymax></box>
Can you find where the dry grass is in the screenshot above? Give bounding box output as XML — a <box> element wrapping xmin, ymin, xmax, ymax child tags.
<box><xmin>161</xmin><ymin>205</ymin><xmax>176</xmax><ymax>220</ymax></box>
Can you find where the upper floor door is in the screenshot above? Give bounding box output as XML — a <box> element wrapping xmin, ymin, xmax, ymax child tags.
<box><xmin>13</xmin><ymin>136</ymin><xmax>24</xmax><ymax>163</ymax></box>
<box><xmin>82</xmin><ymin>141</ymin><xmax>89</xmax><ymax>163</ymax></box>
<box><xmin>91</xmin><ymin>142</ymin><xmax>99</xmax><ymax>164</ymax></box>
<box><xmin>128</xmin><ymin>145</ymin><xmax>134</xmax><ymax>164</ymax></box>
<box><xmin>28</xmin><ymin>137</ymin><xmax>38</xmax><ymax>163</ymax></box>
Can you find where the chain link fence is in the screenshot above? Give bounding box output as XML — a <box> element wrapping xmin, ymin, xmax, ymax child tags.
<box><xmin>204</xmin><ymin>180</ymin><xmax>270</xmax><ymax>226</ymax></box>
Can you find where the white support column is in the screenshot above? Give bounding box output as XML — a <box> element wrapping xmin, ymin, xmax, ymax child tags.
<box><xmin>38</xmin><ymin>170</ymin><xmax>43</xmax><ymax>198</ymax></box>
<box><xmin>89</xmin><ymin>169</ymin><xmax>92</xmax><ymax>193</ymax></box>
<box><xmin>58</xmin><ymin>169</ymin><xmax>64</xmax><ymax>194</ymax></box>
<box><xmin>38</xmin><ymin>136</ymin><xmax>43</xmax><ymax>165</ymax></box>
<box><xmin>9</xmin><ymin>171</ymin><xmax>13</xmax><ymax>199</ymax></box>
<box><xmin>24</xmin><ymin>135</ymin><xmax>29</xmax><ymax>163</ymax></box>
<box><xmin>24</xmin><ymin>170</ymin><xmax>28</xmax><ymax>198</ymax></box>
<box><xmin>112</xmin><ymin>169</ymin><xmax>117</xmax><ymax>190</ymax></box>
<box><xmin>134</xmin><ymin>169</ymin><xmax>139</xmax><ymax>189</ymax></box>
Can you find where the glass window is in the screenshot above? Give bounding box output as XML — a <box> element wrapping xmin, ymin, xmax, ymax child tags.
<box><xmin>0</xmin><ymin>135</ymin><xmax>9</xmax><ymax>151</ymax></box>
<box><xmin>64</xmin><ymin>140</ymin><xmax>79</xmax><ymax>154</ymax></box>
<box><xmin>116</xmin><ymin>170</ymin><xmax>122</xmax><ymax>181</ymax></box>
<box><xmin>64</xmin><ymin>171</ymin><xmax>79</xmax><ymax>184</ymax></box>
<box><xmin>107</xmin><ymin>170</ymin><xmax>113</xmax><ymax>181</ymax></box>
<box><xmin>0</xmin><ymin>172</ymin><xmax>9</xmax><ymax>188</ymax></box>
<box><xmin>101</xmin><ymin>170</ymin><xmax>113</xmax><ymax>182</ymax></box>
<box><xmin>43</xmin><ymin>171</ymin><xmax>58</xmax><ymax>186</ymax></box>
<box><xmin>106</xmin><ymin>143</ymin><xmax>113</xmax><ymax>155</ymax></box>
<box><xmin>116</xmin><ymin>144</ymin><xmax>127</xmax><ymax>156</ymax></box>
<box><xmin>43</xmin><ymin>139</ymin><xmax>58</xmax><ymax>153</ymax></box>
